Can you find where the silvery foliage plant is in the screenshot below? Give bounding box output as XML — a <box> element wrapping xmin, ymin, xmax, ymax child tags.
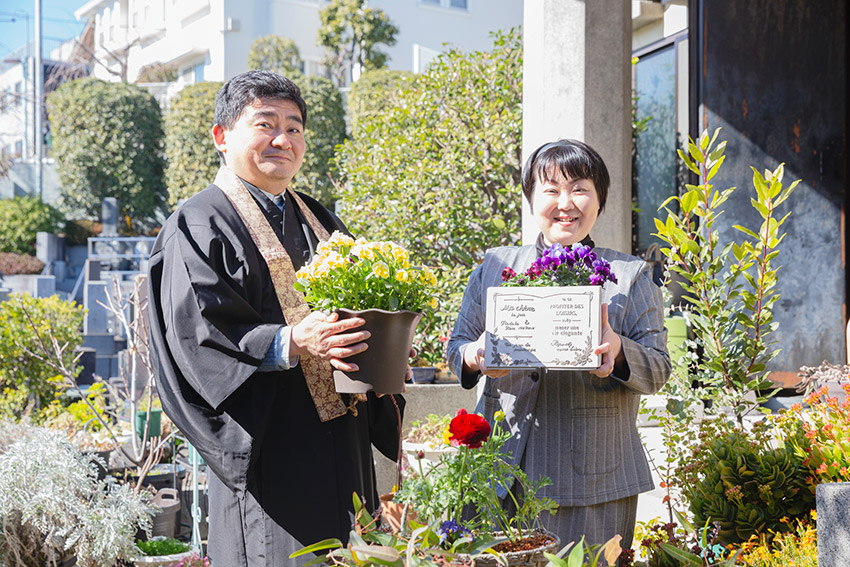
<box><xmin>0</xmin><ymin>421</ymin><xmax>155</xmax><ymax>566</ymax></box>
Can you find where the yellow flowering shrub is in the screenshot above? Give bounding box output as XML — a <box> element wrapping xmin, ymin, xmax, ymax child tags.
<box><xmin>737</xmin><ymin>513</ymin><xmax>817</xmax><ymax>567</ymax></box>
<box><xmin>295</xmin><ymin>231</ymin><xmax>438</xmax><ymax>312</ymax></box>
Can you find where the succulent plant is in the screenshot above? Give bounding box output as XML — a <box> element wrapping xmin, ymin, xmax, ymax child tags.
<box><xmin>676</xmin><ymin>419</ymin><xmax>814</xmax><ymax>546</ymax></box>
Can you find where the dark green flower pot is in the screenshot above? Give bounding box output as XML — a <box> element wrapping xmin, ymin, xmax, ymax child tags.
<box><xmin>135</xmin><ymin>407</ymin><xmax>162</xmax><ymax>439</ymax></box>
<box><xmin>332</xmin><ymin>308</ymin><xmax>422</xmax><ymax>394</ymax></box>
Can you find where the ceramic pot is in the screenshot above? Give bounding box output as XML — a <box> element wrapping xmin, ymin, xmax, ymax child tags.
<box><xmin>465</xmin><ymin>529</ymin><xmax>560</xmax><ymax>567</ymax></box>
<box><xmin>378</xmin><ymin>493</ymin><xmax>417</xmax><ymax>533</ymax></box>
<box><xmin>410</xmin><ymin>366</ymin><xmax>437</xmax><ymax>384</ymax></box>
<box><xmin>333</xmin><ymin>308</ymin><xmax>422</xmax><ymax>394</ymax></box>
<box><xmin>133</xmin><ymin>549</ymin><xmax>194</xmax><ymax>566</ymax></box>
<box><xmin>402</xmin><ymin>440</ymin><xmax>456</xmax><ymax>473</ymax></box>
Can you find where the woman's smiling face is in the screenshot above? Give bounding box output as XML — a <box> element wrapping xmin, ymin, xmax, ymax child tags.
<box><xmin>531</xmin><ymin>169</ymin><xmax>599</xmax><ymax>246</ymax></box>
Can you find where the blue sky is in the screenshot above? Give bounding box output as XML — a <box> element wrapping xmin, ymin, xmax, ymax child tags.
<box><xmin>1</xmin><ymin>0</ymin><xmax>87</xmax><ymax>62</ymax></box>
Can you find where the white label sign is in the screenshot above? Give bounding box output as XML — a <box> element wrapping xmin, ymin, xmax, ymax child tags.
<box><xmin>484</xmin><ymin>286</ymin><xmax>601</xmax><ymax>370</ymax></box>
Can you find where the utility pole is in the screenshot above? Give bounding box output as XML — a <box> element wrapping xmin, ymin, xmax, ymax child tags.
<box><xmin>34</xmin><ymin>0</ymin><xmax>43</xmax><ymax>200</ymax></box>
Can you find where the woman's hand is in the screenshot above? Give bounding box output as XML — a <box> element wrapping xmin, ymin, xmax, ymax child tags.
<box><xmin>590</xmin><ymin>303</ymin><xmax>624</xmax><ymax>378</ymax></box>
<box><xmin>462</xmin><ymin>332</ymin><xmax>510</xmax><ymax>378</ymax></box>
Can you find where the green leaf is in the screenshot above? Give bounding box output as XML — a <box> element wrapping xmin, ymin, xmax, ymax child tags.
<box><xmin>566</xmin><ymin>537</ymin><xmax>586</xmax><ymax>567</ymax></box>
<box><xmin>657</xmin><ymin>543</ymin><xmax>702</xmax><ymax>566</ymax></box>
<box><xmin>698</xmin><ymin>129</ymin><xmax>710</xmax><ymax>151</ymax></box>
<box><xmin>751</xmin><ymin>167</ymin><xmax>769</xmax><ymax>201</ymax></box>
<box><xmin>733</xmin><ymin>225</ymin><xmax>759</xmax><ymax>240</ymax></box>
<box><xmin>289</xmin><ymin>539</ymin><xmax>343</xmax><ymax>557</ymax></box>
<box><xmin>705</xmin><ymin>155</ymin><xmax>726</xmax><ymax>182</ymax></box>
<box><xmin>751</xmin><ymin>199</ymin><xmax>770</xmax><ymax>219</ymax></box>
<box><xmin>680</xmin><ymin>190</ymin><xmax>700</xmax><ymax>214</ymax></box>
<box><xmin>349</xmin><ymin>545</ymin><xmax>401</xmax><ymax>564</ymax></box>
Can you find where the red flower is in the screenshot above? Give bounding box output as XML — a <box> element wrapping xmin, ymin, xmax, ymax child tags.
<box><xmin>448</xmin><ymin>410</ymin><xmax>491</xmax><ymax>448</ymax></box>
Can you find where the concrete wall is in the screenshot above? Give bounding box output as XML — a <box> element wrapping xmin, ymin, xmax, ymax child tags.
<box><xmin>521</xmin><ymin>0</ymin><xmax>632</xmax><ymax>253</ymax></box>
<box><xmin>373</xmin><ymin>382</ymin><xmax>478</xmax><ymax>496</ymax></box>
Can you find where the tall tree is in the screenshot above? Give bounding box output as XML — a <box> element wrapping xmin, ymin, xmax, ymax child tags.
<box><xmin>317</xmin><ymin>0</ymin><xmax>398</xmax><ymax>86</ymax></box>
<box><xmin>292</xmin><ymin>76</ymin><xmax>346</xmax><ymax>207</ymax></box>
<box><xmin>247</xmin><ymin>35</ymin><xmax>303</xmax><ymax>78</ymax></box>
<box><xmin>47</xmin><ymin>78</ymin><xmax>165</xmax><ymax>229</ymax></box>
<box><xmin>164</xmin><ymin>82</ymin><xmax>223</xmax><ymax>208</ymax></box>
<box><xmin>334</xmin><ymin>29</ymin><xmax>523</xmax><ymax>364</ymax></box>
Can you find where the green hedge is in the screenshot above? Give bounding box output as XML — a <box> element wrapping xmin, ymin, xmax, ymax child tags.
<box><xmin>48</xmin><ymin>78</ymin><xmax>165</xmax><ymax>229</ymax></box>
<box><xmin>0</xmin><ymin>197</ymin><xmax>65</xmax><ymax>255</ymax></box>
<box><xmin>164</xmin><ymin>81</ymin><xmax>223</xmax><ymax>208</ymax></box>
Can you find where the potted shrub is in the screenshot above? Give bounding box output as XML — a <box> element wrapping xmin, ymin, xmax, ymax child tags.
<box><xmin>401</xmin><ymin>413</ymin><xmax>455</xmax><ymax>472</ymax></box>
<box><xmin>0</xmin><ymin>422</ymin><xmax>155</xmax><ymax>567</ymax></box>
<box><xmin>393</xmin><ymin>409</ymin><xmax>560</xmax><ymax>563</ymax></box>
<box><xmin>295</xmin><ymin>231</ymin><xmax>438</xmax><ymax>394</ymax></box>
<box><xmin>133</xmin><ymin>536</ymin><xmax>193</xmax><ymax>566</ymax></box>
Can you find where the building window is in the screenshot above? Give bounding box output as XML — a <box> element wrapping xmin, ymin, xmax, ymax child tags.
<box><xmin>632</xmin><ymin>33</ymin><xmax>688</xmax><ymax>256</ymax></box>
<box><xmin>419</xmin><ymin>0</ymin><xmax>467</xmax><ymax>10</ymax></box>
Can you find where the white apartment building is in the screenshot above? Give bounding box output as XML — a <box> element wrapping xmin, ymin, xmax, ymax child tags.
<box><xmin>0</xmin><ymin>36</ymin><xmax>91</xmax><ymax>160</ymax></box>
<box><xmin>73</xmin><ymin>0</ymin><xmax>523</xmax><ymax>91</ymax></box>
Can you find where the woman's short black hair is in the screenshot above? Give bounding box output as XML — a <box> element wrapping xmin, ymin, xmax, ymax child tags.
<box><xmin>214</xmin><ymin>70</ymin><xmax>307</xmax><ymax>130</ymax></box>
<box><xmin>521</xmin><ymin>139</ymin><xmax>610</xmax><ymax>213</ymax></box>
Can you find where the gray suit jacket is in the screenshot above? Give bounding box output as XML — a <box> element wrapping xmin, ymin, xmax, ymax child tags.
<box><xmin>447</xmin><ymin>244</ymin><xmax>671</xmax><ymax>507</ymax></box>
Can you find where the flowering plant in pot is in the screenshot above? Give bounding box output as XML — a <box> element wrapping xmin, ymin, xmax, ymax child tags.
<box><xmin>487</xmin><ymin>244</ymin><xmax>617</xmax><ymax>371</ymax></box>
<box><xmin>394</xmin><ymin>409</ymin><xmax>559</xmax><ymax>559</ymax></box>
<box><xmin>295</xmin><ymin>231</ymin><xmax>438</xmax><ymax>394</ymax></box>
<box><xmin>291</xmin><ymin>492</ymin><xmax>503</xmax><ymax>567</ymax></box>
<box><xmin>500</xmin><ymin>242</ymin><xmax>617</xmax><ymax>288</ymax></box>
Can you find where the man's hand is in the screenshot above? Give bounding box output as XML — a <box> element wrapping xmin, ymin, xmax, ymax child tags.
<box><xmin>462</xmin><ymin>332</ymin><xmax>510</xmax><ymax>378</ymax></box>
<box><xmin>290</xmin><ymin>311</ymin><xmax>370</xmax><ymax>372</ymax></box>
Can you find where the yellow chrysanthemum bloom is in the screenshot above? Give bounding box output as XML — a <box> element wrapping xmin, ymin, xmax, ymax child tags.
<box><xmin>395</xmin><ymin>270</ymin><xmax>409</xmax><ymax>283</ymax></box>
<box><xmin>373</xmin><ymin>262</ymin><xmax>390</xmax><ymax>279</ymax></box>
<box><xmin>428</xmin><ymin>297</ymin><xmax>438</xmax><ymax>309</ymax></box>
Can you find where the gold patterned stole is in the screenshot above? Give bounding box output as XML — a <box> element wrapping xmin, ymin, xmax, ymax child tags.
<box><xmin>214</xmin><ymin>166</ymin><xmax>347</xmax><ymax>422</ymax></box>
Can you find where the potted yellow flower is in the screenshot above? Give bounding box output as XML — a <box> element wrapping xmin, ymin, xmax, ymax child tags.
<box><xmin>295</xmin><ymin>231</ymin><xmax>438</xmax><ymax>394</ymax></box>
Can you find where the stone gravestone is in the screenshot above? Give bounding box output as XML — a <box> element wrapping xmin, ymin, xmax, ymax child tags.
<box><xmin>83</xmin><ymin>279</ymin><xmax>120</xmax><ymax>379</ymax></box>
<box><xmin>74</xmin><ymin>347</ymin><xmax>97</xmax><ymax>386</ymax></box>
<box><xmin>101</xmin><ymin>198</ymin><xmax>119</xmax><ymax>237</ymax></box>
<box><xmin>817</xmin><ymin>482</ymin><xmax>850</xmax><ymax>565</ymax></box>
<box><xmin>36</xmin><ymin>231</ymin><xmax>64</xmax><ymax>265</ymax></box>
<box><xmin>96</xmin><ymin>198</ymin><xmax>128</xmax><ymax>270</ymax></box>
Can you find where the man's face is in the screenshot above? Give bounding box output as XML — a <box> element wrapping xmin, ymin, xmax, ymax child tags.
<box><xmin>212</xmin><ymin>98</ymin><xmax>305</xmax><ymax>194</ymax></box>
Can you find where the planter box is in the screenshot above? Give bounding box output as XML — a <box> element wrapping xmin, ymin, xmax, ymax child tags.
<box><xmin>402</xmin><ymin>440</ymin><xmax>456</xmax><ymax>472</ymax></box>
<box><xmin>484</xmin><ymin>286</ymin><xmax>601</xmax><ymax>370</ymax></box>
<box><xmin>133</xmin><ymin>549</ymin><xmax>194</xmax><ymax>566</ymax></box>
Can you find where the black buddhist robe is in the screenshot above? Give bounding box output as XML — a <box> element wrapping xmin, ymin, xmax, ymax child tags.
<box><xmin>147</xmin><ymin>179</ymin><xmax>403</xmax><ymax>566</ymax></box>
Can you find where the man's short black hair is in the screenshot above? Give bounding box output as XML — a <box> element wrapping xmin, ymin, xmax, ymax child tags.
<box><xmin>521</xmin><ymin>139</ymin><xmax>610</xmax><ymax>213</ymax></box>
<box><xmin>214</xmin><ymin>70</ymin><xmax>308</xmax><ymax>130</ymax></box>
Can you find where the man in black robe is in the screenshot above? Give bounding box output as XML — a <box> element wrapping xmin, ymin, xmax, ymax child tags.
<box><xmin>146</xmin><ymin>71</ymin><xmax>402</xmax><ymax>566</ymax></box>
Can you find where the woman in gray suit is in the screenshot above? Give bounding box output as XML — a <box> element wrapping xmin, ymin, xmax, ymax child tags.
<box><xmin>447</xmin><ymin>139</ymin><xmax>671</xmax><ymax>552</ymax></box>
